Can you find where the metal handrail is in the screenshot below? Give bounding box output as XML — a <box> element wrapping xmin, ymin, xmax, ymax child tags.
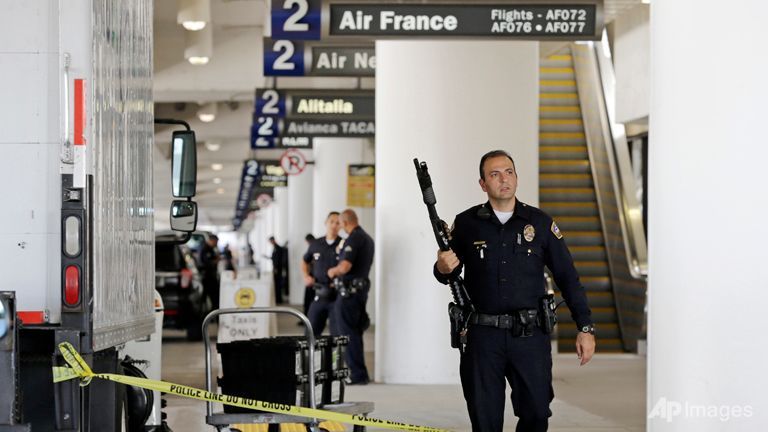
<box><xmin>202</xmin><ymin>307</ymin><xmax>318</xmax><ymax>424</ymax></box>
<box><xmin>586</xmin><ymin>35</ymin><xmax>648</xmax><ymax>280</ymax></box>
<box><xmin>594</xmin><ymin>34</ymin><xmax>648</xmax><ymax>279</ymax></box>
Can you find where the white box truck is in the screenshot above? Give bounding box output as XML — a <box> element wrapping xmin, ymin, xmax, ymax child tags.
<box><xmin>0</xmin><ymin>1</ymin><xmax>199</xmax><ymax>430</ymax></box>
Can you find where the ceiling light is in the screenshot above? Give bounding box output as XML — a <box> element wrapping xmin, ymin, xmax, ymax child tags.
<box><xmin>216</xmin><ymin>188</ymin><xmax>225</xmax><ymax>194</ymax></box>
<box><xmin>211</xmin><ymin>163</ymin><xmax>223</xmax><ymax>171</ymax></box>
<box><xmin>178</xmin><ymin>0</ymin><xmax>210</xmax><ymax>31</ymax></box>
<box><xmin>197</xmin><ymin>102</ymin><xmax>217</xmax><ymax>123</ymax></box>
<box><xmin>184</xmin><ymin>25</ymin><xmax>212</xmax><ymax>65</ymax></box>
<box><xmin>204</xmin><ymin>141</ymin><xmax>221</xmax><ymax>152</ymax></box>
<box><xmin>213</xmin><ymin>177</ymin><xmax>222</xmax><ymax>184</ymax></box>
<box><xmin>182</xmin><ymin>21</ymin><xmax>206</xmax><ymax>31</ymax></box>
<box><xmin>187</xmin><ymin>56</ymin><xmax>209</xmax><ymax>65</ymax></box>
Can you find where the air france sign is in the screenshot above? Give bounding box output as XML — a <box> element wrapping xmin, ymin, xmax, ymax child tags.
<box><xmin>328</xmin><ymin>4</ymin><xmax>601</xmax><ymax>38</ymax></box>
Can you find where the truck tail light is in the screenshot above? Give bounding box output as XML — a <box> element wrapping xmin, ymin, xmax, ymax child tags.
<box><xmin>64</xmin><ymin>265</ymin><xmax>80</xmax><ymax>306</ymax></box>
<box><xmin>180</xmin><ymin>268</ymin><xmax>193</xmax><ymax>289</ymax></box>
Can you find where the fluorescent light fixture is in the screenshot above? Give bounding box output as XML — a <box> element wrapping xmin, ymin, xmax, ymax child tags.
<box><xmin>182</xmin><ymin>21</ymin><xmax>206</xmax><ymax>31</ymax></box>
<box><xmin>216</xmin><ymin>188</ymin><xmax>225</xmax><ymax>194</ymax></box>
<box><xmin>197</xmin><ymin>102</ymin><xmax>217</xmax><ymax>123</ymax></box>
<box><xmin>187</xmin><ymin>56</ymin><xmax>209</xmax><ymax>65</ymax></box>
<box><xmin>211</xmin><ymin>163</ymin><xmax>224</xmax><ymax>171</ymax></box>
<box><xmin>178</xmin><ymin>0</ymin><xmax>210</xmax><ymax>31</ymax></box>
<box><xmin>184</xmin><ymin>25</ymin><xmax>212</xmax><ymax>65</ymax></box>
<box><xmin>204</xmin><ymin>140</ymin><xmax>221</xmax><ymax>152</ymax></box>
<box><xmin>213</xmin><ymin>177</ymin><xmax>222</xmax><ymax>184</ymax></box>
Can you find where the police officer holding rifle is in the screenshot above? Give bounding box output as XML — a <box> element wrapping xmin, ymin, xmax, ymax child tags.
<box><xmin>418</xmin><ymin>150</ymin><xmax>596</xmax><ymax>432</ymax></box>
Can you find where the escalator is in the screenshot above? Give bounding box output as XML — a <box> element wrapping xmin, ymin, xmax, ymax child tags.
<box><xmin>539</xmin><ymin>43</ymin><xmax>647</xmax><ymax>353</ymax></box>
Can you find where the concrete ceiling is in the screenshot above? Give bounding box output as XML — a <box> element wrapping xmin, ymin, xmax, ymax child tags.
<box><xmin>151</xmin><ymin>0</ymin><xmax>641</xmax><ymax>229</ymax></box>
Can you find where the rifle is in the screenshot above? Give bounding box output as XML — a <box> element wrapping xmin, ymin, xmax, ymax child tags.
<box><xmin>413</xmin><ymin>158</ymin><xmax>475</xmax><ymax>350</ymax></box>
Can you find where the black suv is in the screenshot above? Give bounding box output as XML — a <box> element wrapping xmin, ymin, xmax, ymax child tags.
<box><xmin>155</xmin><ymin>233</ymin><xmax>211</xmax><ymax>340</ymax></box>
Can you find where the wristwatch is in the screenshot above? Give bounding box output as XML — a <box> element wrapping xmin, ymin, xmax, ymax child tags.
<box><xmin>579</xmin><ymin>324</ymin><xmax>595</xmax><ymax>335</ymax></box>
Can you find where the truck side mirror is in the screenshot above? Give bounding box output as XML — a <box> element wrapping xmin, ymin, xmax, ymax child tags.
<box><xmin>171</xmin><ymin>130</ymin><xmax>197</xmax><ymax>198</ymax></box>
<box><xmin>170</xmin><ymin>200</ymin><xmax>198</xmax><ymax>232</ymax></box>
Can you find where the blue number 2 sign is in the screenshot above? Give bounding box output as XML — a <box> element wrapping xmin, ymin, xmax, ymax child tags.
<box><xmin>271</xmin><ymin>0</ymin><xmax>321</xmax><ymax>40</ymax></box>
<box><xmin>263</xmin><ymin>39</ymin><xmax>305</xmax><ymax>76</ymax></box>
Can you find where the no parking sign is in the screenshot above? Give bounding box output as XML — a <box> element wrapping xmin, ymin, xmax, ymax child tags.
<box><xmin>279</xmin><ymin>149</ymin><xmax>308</xmax><ymax>175</ymax></box>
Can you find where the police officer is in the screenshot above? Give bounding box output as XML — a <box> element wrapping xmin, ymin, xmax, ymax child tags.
<box><xmin>327</xmin><ymin>209</ymin><xmax>374</xmax><ymax>385</ymax></box>
<box><xmin>301</xmin><ymin>233</ymin><xmax>317</xmax><ymax>320</ymax></box>
<box><xmin>435</xmin><ymin>150</ymin><xmax>596</xmax><ymax>432</ymax></box>
<box><xmin>268</xmin><ymin>236</ymin><xmax>287</xmax><ymax>304</ymax></box>
<box><xmin>302</xmin><ymin>213</ymin><xmax>341</xmax><ymax>337</ymax></box>
<box><xmin>198</xmin><ymin>234</ymin><xmax>221</xmax><ymax>310</ymax></box>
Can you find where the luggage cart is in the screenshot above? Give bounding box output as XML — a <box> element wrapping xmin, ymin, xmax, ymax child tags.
<box><xmin>203</xmin><ymin>307</ymin><xmax>374</xmax><ymax>432</ymax></box>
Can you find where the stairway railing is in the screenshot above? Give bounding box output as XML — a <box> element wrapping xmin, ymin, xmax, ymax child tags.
<box><xmin>570</xmin><ymin>34</ymin><xmax>648</xmax><ymax>351</ymax></box>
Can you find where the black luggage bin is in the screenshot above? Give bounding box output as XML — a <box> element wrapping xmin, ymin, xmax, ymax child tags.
<box><xmin>217</xmin><ymin>336</ymin><xmax>323</xmax><ymax>414</ymax></box>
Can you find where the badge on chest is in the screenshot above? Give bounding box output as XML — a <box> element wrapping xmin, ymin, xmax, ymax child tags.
<box><xmin>523</xmin><ymin>224</ymin><xmax>535</xmax><ymax>242</ymax></box>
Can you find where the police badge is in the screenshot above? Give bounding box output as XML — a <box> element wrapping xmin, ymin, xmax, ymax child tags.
<box><xmin>523</xmin><ymin>224</ymin><xmax>536</xmax><ymax>242</ymax></box>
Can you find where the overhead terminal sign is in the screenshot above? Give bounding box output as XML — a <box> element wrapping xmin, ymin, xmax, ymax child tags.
<box><xmin>271</xmin><ymin>0</ymin><xmax>322</xmax><ymax>40</ymax></box>
<box><xmin>233</xmin><ymin>160</ymin><xmax>261</xmax><ymax>229</ymax></box>
<box><xmin>281</xmin><ymin>119</ymin><xmax>375</xmax><ymax>137</ymax></box>
<box><xmin>289</xmin><ymin>92</ymin><xmax>375</xmax><ymax>118</ymax></box>
<box><xmin>252</xmin><ymin>89</ymin><xmax>375</xmax><ymax>145</ymax></box>
<box><xmin>328</xmin><ymin>3</ymin><xmax>603</xmax><ymax>39</ymax></box>
<box><xmin>263</xmin><ymin>39</ymin><xmax>375</xmax><ymax>77</ymax></box>
<box><xmin>256</xmin><ymin>161</ymin><xmax>288</xmax><ymax>187</ymax></box>
<box><xmin>311</xmin><ymin>45</ymin><xmax>375</xmax><ymax>76</ymax></box>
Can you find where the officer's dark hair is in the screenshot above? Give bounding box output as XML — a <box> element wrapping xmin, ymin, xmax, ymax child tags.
<box><xmin>479</xmin><ymin>150</ymin><xmax>516</xmax><ymax>180</ymax></box>
<box><xmin>305</xmin><ymin>233</ymin><xmax>315</xmax><ymax>242</ymax></box>
<box><xmin>209</xmin><ymin>234</ymin><xmax>219</xmax><ymax>241</ymax></box>
<box><xmin>326</xmin><ymin>211</ymin><xmax>340</xmax><ymax>220</ymax></box>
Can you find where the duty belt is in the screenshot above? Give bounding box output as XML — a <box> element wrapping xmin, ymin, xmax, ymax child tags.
<box><xmin>469</xmin><ymin>309</ymin><xmax>540</xmax><ymax>337</ymax></box>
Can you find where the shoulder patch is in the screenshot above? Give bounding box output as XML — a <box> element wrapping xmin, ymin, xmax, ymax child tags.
<box><xmin>551</xmin><ymin>221</ymin><xmax>563</xmax><ymax>239</ymax></box>
<box><xmin>344</xmin><ymin>245</ymin><xmax>353</xmax><ymax>252</ymax></box>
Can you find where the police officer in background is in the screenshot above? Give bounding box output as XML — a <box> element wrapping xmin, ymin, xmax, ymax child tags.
<box><xmin>198</xmin><ymin>234</ymin><xmax>221</xmax><ymax>310</ymax></box>
<box><xmin>327</xmin><ymin>209</ymin><xmax>374</xmax><ymax>385</ymax></box>
<box><xmin>301</xmin><ymin>233</ymin><xmax>317</xmax><ymax>321</ymax></box>
<box><xmin>435</xmin><ymin>150</ymin><xmax>596</xmax><ymax>432</ymax></box>
<box><xmin>302</xmin><ymin>213</ymin><xmax>340</xmax><ymax>336</ymax></box>
<box><xmin>268</xmin><ymin>236</ymin><xmax>287</xmax><ymax>304</ymax></box>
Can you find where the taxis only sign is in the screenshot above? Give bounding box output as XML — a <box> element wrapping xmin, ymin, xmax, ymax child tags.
<box><xmin>328</xmin><ymin>3</ymin><xmax>603</xmax><ymax>39</ymax></box>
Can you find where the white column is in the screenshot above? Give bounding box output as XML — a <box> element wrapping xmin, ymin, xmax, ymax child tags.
<box><xmin>375</xmin><ymin>40</ymin><xmax>539</xmax><ymax>384</ymax></box>
<box><xmin>287</xmin><ymin>165</ymin><xmax>314</xmax><ymax>305</ymax></box>
<box><xmin>273</xmin><ymin>186</ymin><xmax>289</xmax><ymax>245</ymax></box>
<box><xmin>312</xmin><ymin>138</ymin><xmax>377</xmax><ymax>321</ymax></box>
<box><xmin>648</xmin><ymin>2</ymin><xmax>768</xmax><ymax>429</ymax></box>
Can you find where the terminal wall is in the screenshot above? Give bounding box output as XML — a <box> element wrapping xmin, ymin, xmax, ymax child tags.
<box><xmin>614</xmin><ymin>4</ymin><xmax>650</xmax><ymax>125</ymax></box>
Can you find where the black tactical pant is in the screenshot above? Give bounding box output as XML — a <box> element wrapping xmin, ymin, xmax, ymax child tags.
<box><xmin>307</xmin><ymin>296</ymin><xmax>336</xmax><ymax>338</ymax></box>
<box><xmin>460</xmin><ymin>325</ymin><xmax>553</xmax><ymax>432</ymax></box>
<box><xmin>333</xmin><ymin>289</ymin><xmax>370</xmax><ymax>383</ymax></box>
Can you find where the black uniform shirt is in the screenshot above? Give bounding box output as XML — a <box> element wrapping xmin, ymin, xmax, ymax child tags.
<box><xmin>434</xmin><ymin>199</ymin><xmax>592</xmax><ymax>329</ymax></box>
<box><xmin>302</xmin><ymin>237</ymin><xmax>341</xmax><ymax>285</ymax></box>
<box><xmin>338</xmin><ymin>226</ymin><xmax>375</xmax><ymax>282</ymax></box>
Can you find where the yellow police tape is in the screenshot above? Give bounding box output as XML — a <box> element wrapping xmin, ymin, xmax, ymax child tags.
<box><xmin>52</xmin><ymin>342</ymin><xmax>449</xmax><ymax>432</ymax></box>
